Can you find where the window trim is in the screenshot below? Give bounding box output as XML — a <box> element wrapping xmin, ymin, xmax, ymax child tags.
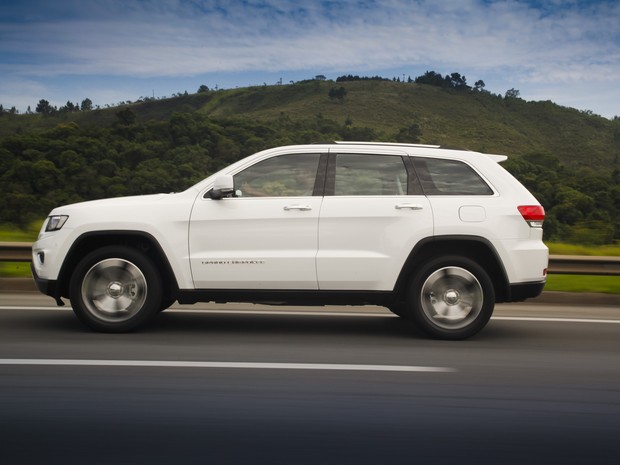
<box><xmin>312</xmin><ymin>153</ymin><xmax>329</xmax><ymax>196</ymax></box>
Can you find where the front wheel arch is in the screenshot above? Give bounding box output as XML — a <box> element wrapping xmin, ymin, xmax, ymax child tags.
<box><xmin>58</xmin><ymin>231</ymin><xmax>178</xmax><ymax>303</ymax></box>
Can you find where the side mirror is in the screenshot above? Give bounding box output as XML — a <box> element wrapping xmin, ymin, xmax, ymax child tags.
<box><xmin>208</xmin><ymin>174</ymin><xmax>234</xmax><ymax>200</ymax></box>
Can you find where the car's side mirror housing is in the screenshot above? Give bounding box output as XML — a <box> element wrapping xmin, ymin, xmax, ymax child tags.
<box><xmin>208</xmin><ymin>174</ymin><xmax>234</xmax><ymax>200</ymax></box>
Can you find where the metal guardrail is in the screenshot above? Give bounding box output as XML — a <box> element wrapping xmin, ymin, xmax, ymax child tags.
<box><xmin>1</xmin><ymin>242</ymin><xmax>619</xmax><ymax>276</ymax></box>
<box><xmin>0</xmin><ymin>242</ymin><xmax>33</xmax><ymax>262</ymax></box>
<box><xmin>548</xmin><ymin>255</ymin><xmax>620</xmax><ymax>276</ymax></box>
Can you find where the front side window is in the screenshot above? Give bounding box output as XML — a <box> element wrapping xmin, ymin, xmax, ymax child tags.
<box><xmin>233</xmin><ymin>153</ymin><xmax>321</xmax><ymax>197</ymax></box>
<box><xmin>413</xmin><ymin>157</ymin><xmax>494</xmax><ymax>195</ymax></box>
<box><xmin>334</xmin><ymin>154</ymin><xmax>408</xmax><ymax>196</ymax></box>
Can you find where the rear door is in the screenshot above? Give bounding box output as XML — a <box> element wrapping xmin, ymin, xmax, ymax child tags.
<box><xmin>317</xmin><ymin>149</ymin><xmax>433</xmax><ymax>291</ymax></box>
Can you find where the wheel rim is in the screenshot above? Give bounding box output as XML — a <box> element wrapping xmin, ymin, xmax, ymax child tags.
<box><xmin>420</xmin><ymin>266</ymin><xmax>483</xmax><ymax>330</ymax></box>
<box><xmin>81</xmin><ymin>258</ymin><xmax>147</xmax><ymax>323</ymax></box>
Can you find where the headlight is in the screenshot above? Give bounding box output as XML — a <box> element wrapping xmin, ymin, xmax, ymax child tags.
<box><xmin>45</xmin><ymin>215</ymin><xmax>69</xmax><ymax>232</ymax></box>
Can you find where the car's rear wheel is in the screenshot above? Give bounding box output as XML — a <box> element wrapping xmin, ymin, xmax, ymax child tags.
<box><xmin>408</xmin><ymin>256</ymin><xmax>495</xmax><ymax>340</ymax></box>
<box><xmin>69</xmin><ymin>246</ymin><xmax>162</xmax><ymax>332</ymax></box>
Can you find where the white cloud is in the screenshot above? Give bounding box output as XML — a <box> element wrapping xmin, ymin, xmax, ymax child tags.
<box><xmin>0</xmin><ymin>79</ymin><xmax>48</xmax><ymax>111</ymax></box>
<box><xmin>1</xmin><ymin>0</ymin><xmax>618</xmax><ymax>116</ymax></box>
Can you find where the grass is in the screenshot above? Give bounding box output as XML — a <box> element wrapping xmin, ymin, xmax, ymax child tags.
<box><xmin>0</xmin><ymin>262</ymin><xmax>31</xmax><ymax>278</ymax></box>
<box><xmin>0</xmin><ymin>222</ymin><xmax>39</xmax><ymax>279</ymax></box>
<box><xmin>546</xmin><ymin>242</ymin><xmax>620</xmax><ymax>256</ymax></box>
<box><xmin>544</xmin><ymin>274</ymin><xmax>620</xmax><ymax>294</ymax></box>
<box><xmin>0</xmin><ymin>222</ymin><xmax>42</xmax><ymax>242</ymax></box>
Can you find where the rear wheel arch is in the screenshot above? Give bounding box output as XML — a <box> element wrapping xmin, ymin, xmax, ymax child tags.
<box><xmin>394</xmin><ymin>236</ymin><xmax>510</xmax><ymax>303</ymax></box>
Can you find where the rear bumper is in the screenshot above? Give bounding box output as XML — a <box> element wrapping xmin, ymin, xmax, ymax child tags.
<box><xmin>505</xmin><ymin>280</ymin><xmax>546</xmax><ymax>302</ymax></box>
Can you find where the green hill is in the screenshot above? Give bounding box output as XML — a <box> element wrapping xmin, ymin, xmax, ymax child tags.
<box><xmin>197</xmin><ymin>80</ymin><xmax>618</xmax><ymax>170</ymax></box>
<box><xmin>4</xmin><ymin>80</ymin><xmax>618</xmax><ymax>167</ymax></box>
<box><xmin>1</xmin><ymin>79</ymin><xmax>619</xmax><ymax>244</ymax></box>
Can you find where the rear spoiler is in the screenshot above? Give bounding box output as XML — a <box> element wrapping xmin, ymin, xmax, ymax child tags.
<box><xmin>486</xmin><ymin>154</ymin><xmax>508</xmax><ymax>163</ymax></box>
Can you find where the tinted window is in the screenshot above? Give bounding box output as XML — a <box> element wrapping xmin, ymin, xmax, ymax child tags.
<box><xmin>233</xmin><ymin>153</ymin><xmax>321</xmax><ymax>197</ymax></box>
<box><xmin>413</xmin><ymin>158</ymin><xmax>493</xmax><ymax>195</ymax></box>
<box><xmin>335</xmin><ymin>154</ymin><xmax>408</xmax><ymax>196</ymax></box>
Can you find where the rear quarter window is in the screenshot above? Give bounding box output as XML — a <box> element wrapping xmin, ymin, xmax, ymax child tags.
<box><xmin>413</xmin><ymin>157</ymin><xmax>494</xmax><ymax>195</ymax></box>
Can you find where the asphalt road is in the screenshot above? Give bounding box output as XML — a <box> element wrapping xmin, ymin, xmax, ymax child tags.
<box><xmin>1</xmin><ymin>293</ymin><xmax>619</xmax><ymax>465</ymax></box>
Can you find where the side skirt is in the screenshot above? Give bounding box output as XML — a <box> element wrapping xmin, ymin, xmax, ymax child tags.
<box><xmin>176</xmin><ymin>289</ymin><xmax>395</xmax><ymax>307</ymax></box>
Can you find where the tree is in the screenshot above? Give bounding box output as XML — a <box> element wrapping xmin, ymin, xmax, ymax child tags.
<box><xmin>505</xmin><ymin>88</ymin><xmax>520</xmax><ymax>99</ymax></box>
<box><xmin>394</xmin><ymin>123</ymin><xmax>421</xmax><ymax>143</ymax></box>
<box><xmin>81</xmin><ymin>98</ymin><xmax>93</xmax><ymax>111</ymax></box>
<box><xmin>61</xmin><ymin>101</ymin><xmax>77</xmax><ymax>112</ymax></box>
<box><xmin>415</xmin><ymin>70</ymin><xmax>445</xmax><ymax>87</ymax></box>
<box><xmin>474</xmin><ymin>80</ymin><xmax>486</xmax><ymax>91</ymax></box>
<box><xmin>36</xmin><ymin>99</ymin><xmax>55</xmax><ymax>115</ymax></box>
<box><xmin>447</xmin><ymin>72</ymin><xmax>468</xmax><ymax>90</ymax></box>
<box><xmin>328</xmin><ymin>86</ymin><xmax>347</xmax><ymax>102</ymax></box>
<box><xmin>115</xmin><ymin>108</ymin><xmax>136</xmax><ymax>126</ymax></box>
<box><xmin>198</xmin><ymin>85</ymin><xmax>209</xmax><ymax>93</ymax></box>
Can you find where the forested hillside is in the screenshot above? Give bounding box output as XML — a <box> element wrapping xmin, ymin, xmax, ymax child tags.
<box><xmin>1</xmin><ymin>78</ymin><xmax>619</xmax><ymax>244</ymax></box>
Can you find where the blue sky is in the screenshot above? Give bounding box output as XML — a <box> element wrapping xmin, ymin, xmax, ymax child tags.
<box><xmin>1</xmin><ymin>0</ymin><xmax>619</xmax><ymax>118</ymax></box>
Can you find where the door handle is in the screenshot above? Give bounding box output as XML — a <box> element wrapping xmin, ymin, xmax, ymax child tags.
<box><xmin>284</xmin><ymin>205</ymin><xmax>312</xmax><ymax>211</ymax></box>
<box><xmin>395</xmin><ymin>204</ymin><xmax>423</xmax><ymax>210</ymax></box>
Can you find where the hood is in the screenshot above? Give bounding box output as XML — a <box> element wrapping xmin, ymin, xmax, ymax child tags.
<box><xmin>51</xmin><ymin>193</ymin><xmax>172</xmax><ymax>214</ymax></box>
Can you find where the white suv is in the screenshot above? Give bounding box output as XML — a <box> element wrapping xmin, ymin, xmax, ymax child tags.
<box><xmin>31</xmin><ymin>142</ymin><xmax>548</xmax><ymax>339</ymax></box>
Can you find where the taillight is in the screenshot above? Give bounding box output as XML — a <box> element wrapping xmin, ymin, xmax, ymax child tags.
<box><xmin>518</xmin><ymin>205</ymin><xmax>545</xmax><ymax>228</ymax></box>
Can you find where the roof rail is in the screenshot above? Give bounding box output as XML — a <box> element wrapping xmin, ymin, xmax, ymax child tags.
<box><xmin>333</xmin><ymin>141</ymin><xmax>441</xmax><ymax>149</ymax></box>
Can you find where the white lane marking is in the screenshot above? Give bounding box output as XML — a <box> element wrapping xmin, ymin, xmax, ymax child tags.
<box><xmin>0</xmin><ymin>359</ymin><xmax>455</xmax><ymax>373</ymax></box>
<box><xmin>0</xmin><ymin>306</ymin><xmax>67</xmax><ymax>311</ymax></box>
<box><xmin>1</xmin><ymin>306</ymin><xmax>619</xmax><ymax>324</ymax></box>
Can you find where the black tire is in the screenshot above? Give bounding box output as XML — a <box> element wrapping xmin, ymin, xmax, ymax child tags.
<box><xmin>159</xmin><ymin>295</ymin><xmax>176</xmax><ymax>312</ymax></box>
<box><xmin>69</xmin><ymin>246</ymin><xmax>162</xmax><ymax>332</ymax></box>
<box><xmin>388</xmin><ymin>301</ymin><xmax>411</xmax><ymax>319</ymax></box>
<box><xmin>407</xmin><ymin>255</ymin><xmax>495</xmax><ymax>340</ymax></box>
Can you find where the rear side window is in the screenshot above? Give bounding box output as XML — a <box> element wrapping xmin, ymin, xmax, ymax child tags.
<box><xmin>334</xmin><ymin>154</ymin><xmax>408</xmax><ymax>196</ymax></box>
<box><xmin>413</xmin><ymin>158</ymin><xmax>494</xmax><ymax>195</ymax></box>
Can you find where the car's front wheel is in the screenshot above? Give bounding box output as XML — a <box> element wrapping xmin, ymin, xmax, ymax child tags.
<box><xmin>69</xmin><ymin>246</ymin><xmax>162</xmax><ymax>332</ymax></box>
<box><xmin>408</xmin><ymin>256</ymin><xmax>495</xmax><ymax>340</ymax></box>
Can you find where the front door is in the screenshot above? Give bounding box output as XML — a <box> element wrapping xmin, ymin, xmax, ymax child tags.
<box><xmin>189</xmin><ymin>152</ymin><xmax>324</xmax><ymax>289</ymax></box>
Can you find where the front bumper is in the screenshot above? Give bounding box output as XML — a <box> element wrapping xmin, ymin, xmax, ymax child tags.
<box><xmin>30</xmin><ymin>262</ymin><xmax>63</xmax><ymax>305</ymax></box>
